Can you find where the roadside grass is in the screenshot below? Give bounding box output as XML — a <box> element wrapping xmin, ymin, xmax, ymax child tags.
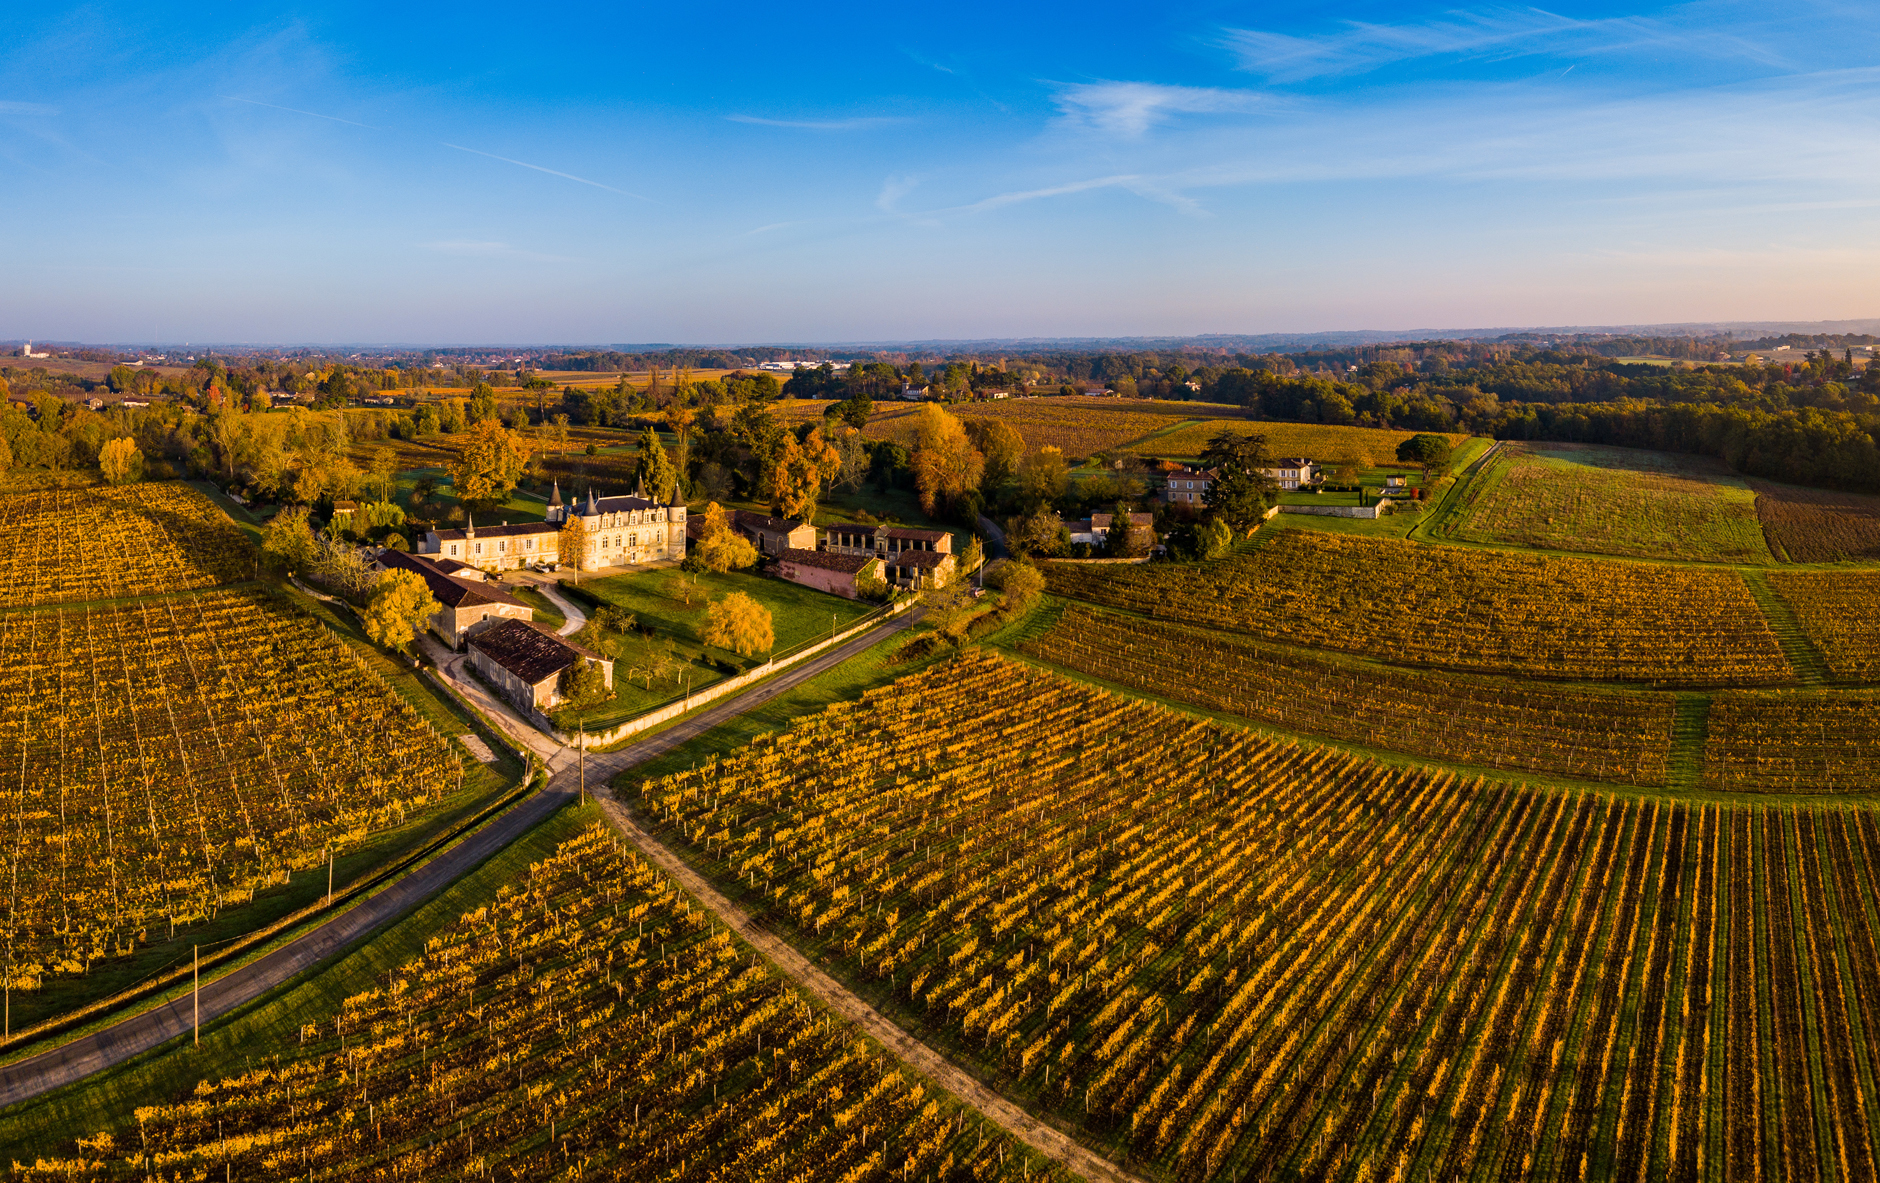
<box><xmin>0</xmin><ymin>801</ymin><xmax>592</xmax><ymax>1162</ymax></box>
<box><xmin>1441</xmin><ymin>441</ymin><xmax>1772</xmax><ymax>564</ymax></box>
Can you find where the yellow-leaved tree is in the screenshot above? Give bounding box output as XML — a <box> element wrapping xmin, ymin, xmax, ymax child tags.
<box><xmin>99</xmin><ymin>437</ymin><xmax>143</xmax><ymax>485</ymax></box>
<box><xmin>910</xmin><ymin>404</ymin><xmax>984</xmax><ymax>516</ymax></box>
<box><xmin>703</xmin><ymin>591</ymin><xmax>773</xmax><ymax>658</ymax></box>
<box><xmin>363</xmin><ymin>569</ymin><xmax>442</xmax><ymax>653</ymax></box>
<box><xmin>559</xmin><ymin>513</ymin><xmax>589</xmax><ymax>572</ymax></box>
<box><xmin>447</xmin><ymin>419</ymin><xmax>530</xmax><ymax>509</ymax></box>
<box><xmin>691</xmin><ymin>502</ymin><xmax>758</xmax><ymax>573</ymax></box>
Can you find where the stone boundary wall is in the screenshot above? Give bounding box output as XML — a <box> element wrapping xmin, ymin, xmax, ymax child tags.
<box><xmin>556</xmin><ymin>599</ymin><xmax>914</xmax><ymax>749</ymax></box>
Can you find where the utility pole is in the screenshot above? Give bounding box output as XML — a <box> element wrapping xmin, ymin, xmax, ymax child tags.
<box><xmin>327</xmin><ymin>849</ymin><xmax>334</xmax><ymax>907</ymax></box>
<box><xmin>579</xmin><ymin>724</ymin><xmax>586</xmax><ymax>806</ymax></box>
<box><xmin>193</xmin><ymin>945</ymin><xmax>200</xmax><ymax>1047</ymax></box>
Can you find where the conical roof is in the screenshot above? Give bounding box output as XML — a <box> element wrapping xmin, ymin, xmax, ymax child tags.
<box><xmin>549</xmin><ymin>480</ymin><xmax>563</xmax><ymax>507</ymax></box>
<box><xmin>586</xmin><ymin>488</ymin><xmax>598</xmax><ymax>515</ymax></box>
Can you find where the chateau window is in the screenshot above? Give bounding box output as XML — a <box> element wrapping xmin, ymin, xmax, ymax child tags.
<box><xmin>615</xmin><ymin>536</ymin><xmax>622</xmax><ymax>548</ymax></box>
<box><xmin>449</xmin><ymin>544</ymin><xmax>459</xmax><ymax>557</ymax></box>
<box><xmin>499</xmin><ymin>541</ymin><xmax>507</xmax><ymax>553</ymax></box>
<box><xmin>525</xmin><ymin>538</ymin><xmax>534</xmax><ymax>551</ymax></box>
<box><xmin>475</xmin><ymin>543</ymin><xmax>483</xmax><ymax>556</ymax></box>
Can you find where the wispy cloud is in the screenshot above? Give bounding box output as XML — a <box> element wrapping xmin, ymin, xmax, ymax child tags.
<box><xmin>422</xmin><ymin>240</ymin><xmax>566</xmax><ymax>262</ymax></box>
<box><xmin>439</xmin><ymin>143</ymin><xmax>653</xmax><ymax>201</ymax></box>
<box><xmin>727</xmin><ymin>114</ymin><xmax>905</xmax><ymax>131</ymax></box>
<box><xmin>876</xmin><ymin>175</ymin><xmax>919</xmax><ymax>212</ymax></box>
<box><xmin>218</xmin><ymin>95</ymin><xmax>382</xmax><ymax>130</ymax></box>
<box><xmin>1223</xmin><ymin>7</ymin><xmax>1787</xmax><ymax>82</ymax></box>
<box><xmin>1052</xmin><ymin>82</ymin><xmax>1267</xmax><ymax>137</ymax></box>
<box><xmin>0</xmin><ymin>101</ymin><xmax>59</xmax><ymax>117</ymax></box>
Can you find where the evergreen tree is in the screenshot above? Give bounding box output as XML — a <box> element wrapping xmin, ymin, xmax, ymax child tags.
<box><xmin>635</xmin><ymin>425</ymin><xmax>678</xmax><ymax>504</ymax></box>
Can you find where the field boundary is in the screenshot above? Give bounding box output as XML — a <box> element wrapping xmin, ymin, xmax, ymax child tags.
<box><xmin>1667</xmin><ymin>695</ymin><xmax>1712</xmax><ymax>791</ymax></box>
<box><xmin>594</xmin><ymin>793</ymin><xmax>1148</xmax><ymax>1183</ymax></box>
<box><xmin>1740</xmin><ymin>569</ymin><xmax>1832</xmax><ymax>685</ymax></box>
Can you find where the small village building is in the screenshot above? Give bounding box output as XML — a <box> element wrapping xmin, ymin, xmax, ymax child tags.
<box><xmin>1162</xmin><ymin>466</ymin><xmax>1215</xmax><ymax>506</ymax></box>
<box><xmin>774</xmin><ymin>548</ymin><xmax>884</xmax><ymax>600</ymax></box>
<box><xmin>329</xmin><ymin>500</ymin><xmax>358</xmax><ymax>530</ymax></box>
<box><xmin>731</xmin><ymin>511</ymin><xmax>816</xmax><ymax>556</ymax></box>
<box><xmin>374</xmin><ymin>549</ymin><xmax>533</xmax><ymax>648</ymax></box>
<box><xmin>884</xmin><ymin>549</ymin><xmax>956</xmax><ymax>590</ymax></box>
<box><xmin>467</xmin><ymin>619</ymin><xmax>613</xmax><ymax>716</ymax></box>
<box><xmin>427</xmin><ymin>516</ymin><xmax>561</xmax><ymax>572</ymax></box>
<box><xmin>1258</xmin><ymin>458</ymin><xmax>1318</xmax><ymax>490</ymax></box>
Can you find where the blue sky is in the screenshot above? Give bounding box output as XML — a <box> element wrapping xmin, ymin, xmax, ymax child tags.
<box><xmin>4</xmin><ymin>1</ymin><xmax>1878</xmax><ymax>344</ymax></box>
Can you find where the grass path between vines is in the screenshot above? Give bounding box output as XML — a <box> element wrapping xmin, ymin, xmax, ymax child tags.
<box><xmin>590</xmin><ymin>792</ymin><xmax>1147</xmax><ymax>1183</ymax></box>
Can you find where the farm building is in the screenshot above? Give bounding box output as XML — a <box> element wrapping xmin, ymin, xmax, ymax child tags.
<box><xmin>467</xmin><ymin>619</ymin><xmax>613</xmax><ymax>716</ymax></box>
<box><xmin>884</xmin><ymin>548</ymin><xmax>956</xmax><ymax>590</ymax></box>
<box><xmin>822</xmin><ymin>524</ymin><xmax>953</xmax><ymax>560</ymax></box>
<box><xmin>720</xmin><ymin>510</ymin><xmax>815</xmax><ymax>556</ymax></box>
<box><xmin>373</xmin><ymin>549</ymin><xmax>534</xmax><ymax>648</ymax></box>
<box><xmin>774</xmin><ymin>547</ymin><xmax>884</xmax><ymax>600</ymax></box>
<box><xmin>1259</xmin><ymin>458</ymin><xmax>1318</xmax><ymax>490</ymax></box>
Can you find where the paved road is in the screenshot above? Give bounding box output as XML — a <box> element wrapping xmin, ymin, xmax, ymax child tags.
<box><xmin>0</xmin><ymin>607</ymin><xmax>918</xmax><ymax>1110</ymax></box>
<box><xmin>0</xmin><ymin>786</ymin><xmax>574</xmax><ymax>1109</ymax></box>
<box><xmin>977</xmin><ymin>514</ymin><xmax>1009</xmax><ymax>561</ymax></box>
<box><xmin>595</xmin><ymin>798</ymin><xmax>1144</xmax><ymax>1183</ymax></box>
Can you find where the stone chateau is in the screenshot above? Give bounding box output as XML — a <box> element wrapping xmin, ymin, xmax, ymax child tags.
<box><xmin>419</xmin><ymin>482</ymin><xmax>687</xmax><ymax>573</ymax></box>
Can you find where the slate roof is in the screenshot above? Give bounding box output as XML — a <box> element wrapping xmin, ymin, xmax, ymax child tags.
<box><xmin>375</xmin><ymin>549</ymin><xmax>526</xmax><ymax>610</ymax></box>
<box><xmin>886</xmin><ymin>550</ymin><xmax>952</xmax><ymax>569</ymax></box>
<box><xmin>467</xmin><ymin>619</ymin><xmax>603</xmax><ymax>685</ymax></box>
<box><xmin>777</xmin><ymin>547</ymin><xmax>877</xmax><ymax>574</ymax></box>
<box><xmin>433</xmin><ymin>521</ymin><xmax>560</xmax><ymax>540</ymax></box>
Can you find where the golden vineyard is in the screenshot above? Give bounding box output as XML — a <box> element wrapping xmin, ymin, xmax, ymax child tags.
<box><xmin>647</xmin><ymin>653</ymin><xmax>1880</xmax><ymax>1182</ymax></box>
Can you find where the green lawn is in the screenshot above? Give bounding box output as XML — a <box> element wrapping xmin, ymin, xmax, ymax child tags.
<box><xmin>507</xmin><ymin>584</ymin><xmax>566</xmax><ymax>631</ymax></box>
<box><xmin>552</xmin><ymin>567</ymin><xmax>875</xmax><ymax>730</ymax></box>
<box><xmin>0</xmin><ymin>801</ymin><xmax>594</xmax><ymax>1162</ymax></box>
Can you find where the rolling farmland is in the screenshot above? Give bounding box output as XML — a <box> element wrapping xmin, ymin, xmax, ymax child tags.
<box><xmin>1125</xmin><ymin>419</ymin><xmax>1466</xmax><ymax>463</ymax></box>
<box><xmin>1705</xmin><ymin>691</ymin><xmax>1880</xmax><ymax>793</ymax></box>
<box><xmin>1044</xmin><ymin>531</ymin><xmax>1790</xmax><ymax>686</ymax></box>
<box><xmin>1021</xmin><ymin>604</ymin><xmax>1675</xmax><ymax>784</ymax></box>
<box><xmin>1767</xmin><ymin>570</ymin><xmax>1880</xmax><ymax>680</ymax></box>
<box><xmin>1442</xmin><ymin>443</ymin><xmax>1771</xmax><ymax>563</ymax></box>
<box><xmin>16</xmin><ymin>824</ymin><xmax>1056</xmax><ymax>1182</ymax></box>
<box><xmin>648</xmin><ymin>653</ymin><xmax>1880</xmax><ymax>1183</ymax></box>
<box><xmin>1751</xmin><ymin>480</ymin><xmax>1880</xmax><ymax>562</ymax></box>
<box><xmin>0</xmin><ymin>589</ymin><xmax>459</xmax><ymax>984</ymax></box>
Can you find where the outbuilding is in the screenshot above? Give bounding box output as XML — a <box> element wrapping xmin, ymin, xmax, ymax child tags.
<box><xmin>466</xmin><ymin>619</ymin><xmax>613</xmax><ymax>716</ymax></box>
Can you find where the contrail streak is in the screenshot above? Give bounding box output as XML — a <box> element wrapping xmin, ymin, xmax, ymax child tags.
<box><xmin>440</xmin><ymin>143</ymin><xmax>654</xmax><ymax>201</ymax></box>
<box><xmin>218</xmin><ymin>96</ymin><xmax>382</xmax><ymax>130</ymax></box>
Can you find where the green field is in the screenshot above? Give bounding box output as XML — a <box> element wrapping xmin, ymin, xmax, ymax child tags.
<box><xmin>1443</xmin><ymin>441</ymin><xmax>1772</xmax><ymax>562</ymax></box>
<box><xmin>552</xmin><ymin>566</ymin><xmax>875</xmax><ymax>728</ymax></box>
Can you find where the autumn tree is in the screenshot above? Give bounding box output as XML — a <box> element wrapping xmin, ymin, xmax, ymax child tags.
<box><xmin>1007</xmin><ymin>504</ymin><xmax>1069</xmax><ymax>557</ymax></box>
<box><xmin>447</xmin><ymin>418</ymin><xmax>530</xmax><ymax>510</ymax></box>
<box><xmin>362</xmin><ymin>569</ymin><xmax>441</xmax><ymax>653</ymax></box>
<box><xmin>689</xmin><ymin>502</ymin><xmax>758</xmax><ymax>573</ymax></box>
<box><xmin>1017</xmin><ymin>445</ymin><xmax>1069</xmax><ymax>507</ymax></box>
<box><xmin>910</xmin><ymin>404</ymin><xmax>984</xmax><ymax>517</ymax></box>
<box><xmin>559</xmin><ymin>513</ymin><xmax>589</xmax><ymax>572</ymax></box>
<box><xmin>964</xmin><ymin>419</ymin><xmax>1025</xmax><ymax>494</ymax></box>
<box><xmin>762</xmin><ymin>427</ymin><xmax>841</xmax><ymax>521</ymax></box>
<box><xmin>558</xmin><ymin>659</ymin><xmax>611</xmax><ymax>709</ymax></box>
<box><xmin>99</xmin><ymin>437</ymin><xmax>143</xmax><ymax>485</ymax></box>
<box><xmin>704</xmin><ymin>591</ymin><xmax>773</xmax><ymax>658</ymax></box>
<box><xmin>262</xmin><ymin>505</ymin><xmax>317</xmax><ymax>571</ymax></box>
